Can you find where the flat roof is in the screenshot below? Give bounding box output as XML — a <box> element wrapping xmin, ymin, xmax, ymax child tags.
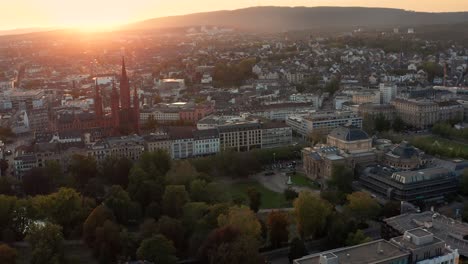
<box><xmin>294</xmin><ymin>240</ymin><xmax>409</xmax><ymax>264</ymax></box>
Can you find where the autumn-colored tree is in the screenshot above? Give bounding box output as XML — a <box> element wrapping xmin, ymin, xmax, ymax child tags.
<box><xmin>344</xmin><ymin>192</ymin><xmax>380</xmax><ymax>223</ymax></box>
<box><xmin>162</xmin><ymin>185</ymin><xmax>189</xmax><ymax>218</ymax></box>
<box><xmin>166</xmin><ymin>160</ymin><xmax>198</xmax><ymax>186</ymax></box>
<box><xmin>83</xmin><ymin>205</ymin><xmax>115</xmax><ymax>247</ymax></box>
<box><xmin>0</xmin><ymin>243</ymin><xmax>17</xmax><ymax>264</ymax></box>
<box><xmin>293</xmin><ymin>191</ymin><xmax>332</xmax><ymax>239</ymax></box>
<box><xmin>218</xmin><ymin>206</ymin><xmax>261</xmax><ymax>239</ymax></box>
<box><xmin>267</xmin><ymin>211</ymin><xmax>289</xmax><ymax>248</ymax></box>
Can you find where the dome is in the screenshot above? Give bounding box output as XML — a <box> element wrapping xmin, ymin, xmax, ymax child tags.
<box><xmin>391</xmin><ymin>141</ymin><xmax>418</xmax><ymax>159</ymax></box>
<box><xmin>329</xmin><ymin>126</ymin><xmax>369</xmax><ymax>142</ymax></box>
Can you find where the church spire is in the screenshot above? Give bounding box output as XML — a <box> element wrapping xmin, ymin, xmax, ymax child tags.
<box><xmin>111</xmin><ymin>79</ymin><xmax>120</xmax><ymax>128</ymax></box>
<box><xmin>120</xmin><ymin>56</ymin><xmax>131</xmax><ymax>110</ymax></box>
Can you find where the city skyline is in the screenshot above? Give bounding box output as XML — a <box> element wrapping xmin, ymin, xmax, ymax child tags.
<box><xmin>2</xmin><ymin>0</ymin><xmax>468</xmax><ymax>31</ymax></box>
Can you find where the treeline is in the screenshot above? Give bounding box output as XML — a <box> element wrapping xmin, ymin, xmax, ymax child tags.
<box><xmin>432</xmin><ymin>122</ymin><xmax>468</xmax><ymax>141</ymax></box>
<box><xmin>363</xmin><ymin>115</ymin><xmax>406</xmax><ymax>134</ymax></box>
<box><xmin>213</xmin><ymin>58</ymin><xmax>257</xmax><ymax>87</ymax></box>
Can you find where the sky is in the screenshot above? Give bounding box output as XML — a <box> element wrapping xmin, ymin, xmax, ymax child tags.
<box><xmin>2</xmin><ymin>0</ymin><xmax>468</xmax><ymax>30</ymax></box>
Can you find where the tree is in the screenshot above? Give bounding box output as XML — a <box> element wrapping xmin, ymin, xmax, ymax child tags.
<box><xmin>22</xmin><ymin>168</ymin><xmax>53</xmax><ymax>195</ymax></box>
<box><xmin>381</xmin><ymin>201</ymin><xmax>401</xmax><ymax>218</ymax></box>
<box><xmin>166</xmin><ymin>160</ymin><xmax>198</xmax><ymax>186</ymax></box>
<box><xmin>162</xmin><ymin>185</ymin><xmax>189</xmax><ymax>218</ymax></box>
<box><xmin>345</xmin><ymin>229</ymin><xmax>372</xmax><ymax>246</ymax></box>
<box><xmin>0</xmin><ymin>176</ymin><xmax>13</xmax><ymax>195</ymax></box>
<box><xmin>33</xmin><ymin>188</ymin><xmax>88</xmax><ymax>238</ymax></box>
<box><xmin>198</xmin><ymin>226</ymin><xmax>260</xmax><ymax>264</ymax></box>
<box><xmin>0</xmin><ymin>243</ymin><xmax>17</xmax><ymax>264</ymax></box>
<box><xmin>293</xmin><ymin>191</ymin><xmax>332</xmax><ymax>239</ymax></box>
<box><xmin>374</xmin><ymin>114</ymin><xmax>391</xmax><ymax>132</ymax></box>
<box><xmin>325</xmin><ymin>77</ymin><xmax>340</xmax><ymax>95</ymax></box>
<box><xmin>104</xmin><ymin>185</ymin><xmax>134</xmax><ymax>225</ymax></box>
<box><xmin>83</xmin><ymin>205</ymin><xmax>115</xmax><ymax>247</ymax></box>
<box><xmin>139</xmin><ymin>218</ymin><xmax>158</xmax><ymax>240</ymax></box>
<box><xmin>190</xmin><ymin>179</ymin><xmax>209</xmax><ymax>203</ymax></box>
<box><xmin>182</xmin><ymin>202</ymin><xmax>209</xmax><ymax>234</ymax></box>
<box><xmin>95</xmin><ymin>220</ymin><xmax>121</xmax><ymax>264</ymax></box>
<box><xmin>344</xmin><ymin>192</ymin><xmax>380</xmax><ymax>223</ymax></box>
<box><xmin>246</xmin><ymin>187</ymin><xmax>261</xmax><ymax>213</ymax></box>
<box><xmin>26</xmin><ymin>223</ymin><xmax>64</xmax><ymax>264</ymax></box>
<box><xmin>267</xmin><ymin>211</ymin><xmax>289</xmax><ymax>248</ymax></box>
<box><xmin>288</xmin><ymin>237</ymin><xmax>307</xmax><ymax>263</ymax></box>
<box><xmin>392</xmin><ymin>116</ymin><xmax>406</xmax><ymax>132</ymax></box>
<box><xmin>69</xmin><ymin>155</ymin><xmax>97</xmax><ymax>190</ymax></box>
<box><xmin>157</xmin><ymin>216</ymin><xmax>185</xmax><ymax>250</ymax></box>
<box><xmin>284</xmin><ymin>189</ymin><xmax>299</xmax><ymax>201</ymax></box>
<box><xmin>218</xmin><ymin>206</ymin><xmax>261</xmax><ymax>239</ymax></box>
<box><xmin>137</xmin><ymin>234</ymin><xmax>177</xmax><ymax>264</ymax></box>
<box><xmin>128</xmin><ymin>165</ymin><xmax>165</xmax><ymax>209</ymax></box>
<box><xmin>100</xmin><ymin>157</ymin><xmax>132</xmax><ymax>188</ymax></box>
<box><xmin>324</xmin><ymin>213</ymin><xmax>352</xmax><ymax>248</ymax></box>
<box><xmin>328</xmin><ymin>164</ymin><xmax>354</xmax><ymax>195</ymax></box>
<box><xmin>140</xmin><ymin>150</ymin><xmax>171</xmax><ymax>176</ymax></box>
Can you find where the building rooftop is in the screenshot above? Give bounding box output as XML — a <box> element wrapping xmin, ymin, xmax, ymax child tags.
<box><xmin>294</xmin><ymin>240</ymin><xmax>409</xmax><ymax>264</ymax></box>
<box><xmin>329</xmin><ymin>126</ymin><xmax>369</xmax><ymax>141</ymax></box>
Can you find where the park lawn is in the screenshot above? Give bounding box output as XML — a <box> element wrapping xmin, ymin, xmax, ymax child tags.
<box><xmin>228</xmin><ymin>181</ymin><xmax>290</xmax><ymax>209</ymax></box>
<box><xmin>290</xmin><ymin>173</ymin><xmax>319</xmax><ymax>189</ymax></box>
<box><xmin>411</xmin><ymin>135</ymin><xmax>468</xmax><ymax>159</ymax></box>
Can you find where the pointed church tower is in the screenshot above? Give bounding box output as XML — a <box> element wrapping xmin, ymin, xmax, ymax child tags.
<box><xmin>133</xmin><ymin>85</ymin><xmax>140</xmax><ymax>133</ymax></box>
<box><xmin>120</xmin><ymin>57</ymin><xmax>131</xmax><ymax>110</ymax></box>
<box><xmin>94</xmin><ymin>78</ymin><xmax>103</xmax><ymax>119</ymax></box>
<box><xmin>111</xmin><ymin>80</ymin><xmax>120</xmax><ymax>128</ymax></box>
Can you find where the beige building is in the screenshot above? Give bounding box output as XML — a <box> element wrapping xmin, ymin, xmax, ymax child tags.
<box><xmin>143</xmin><ymin>132</ymin><xmax>172</xmax><ymax>157</ymax></box>
<box><xmin>437</xmin><ymin>101</ymin><xmax>464</xmax><ymax>122</ymax></box>
<box><xmin>358</xmin><ymin>103</ymin><xmax>396</xmax><ymax>121</ymax></box>
<box><xmin>352</xmin><ymin>91</ymin><xmax>380</xmax><ymax>105</ymax></box>
<box><xmin>219</xmin><ymin>123</ymin><xmax>262</xmax><ymax>151</ymax></box>
<box><xmin>327</xmin><ymin>126</ymin><xmax>372</xmax><ymax>153</ymax></box>
<box><xmin>87</xmin><ymin>135</ymin><xmax>145</xmax><ymax>162</ymax></box>
<box><xmin>391</xmin><ymin>99</ymin><xmax>438</xmax><ymax>129</ymax></box>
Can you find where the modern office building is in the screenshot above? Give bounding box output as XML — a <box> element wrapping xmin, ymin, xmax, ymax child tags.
<box><xmin>286</xmin><ymin>111</ymin><xmax>363</xmax><ymax>137</ymax></box>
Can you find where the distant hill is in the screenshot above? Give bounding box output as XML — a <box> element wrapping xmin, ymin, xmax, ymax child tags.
<box><xmin>126</xmin><ymin>6</ymin><xmax>468</xmax><ymax>32</ymax></box>
<box><xmin>0</xmin><ymin>27</ymin><xmax>56</xmax><ymax>36</ymax></box>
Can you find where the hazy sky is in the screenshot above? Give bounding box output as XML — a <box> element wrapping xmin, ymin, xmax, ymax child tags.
<box><xmin>2</xmin><ymin>0</ymin><xmax>468</xmax><ymax>30</ymax></box>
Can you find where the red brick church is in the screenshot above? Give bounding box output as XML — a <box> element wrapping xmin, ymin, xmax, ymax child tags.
<box><xmin>50</xmin><ymin>58</ymin><xmax>140</xmax><ymax>136</ymax></box>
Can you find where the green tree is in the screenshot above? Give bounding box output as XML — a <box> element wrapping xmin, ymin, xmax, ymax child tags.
<box><xmin>26</xmin><ymin>223</ymin><xmax>64</xmax><ymax>264</ymax></box>
<box><xmin>328</xmin><ymin>164</ymin><xmax>354</xmax><ymax>195</ymax></box>
<box><xmin>0</xmin><ymin>159</ymin><xmax>8</xmax><ymax>177</ymax></box>
<box><xmin>100</xmin><ymin>157</ymin><xmax>132</xmax><ymax>188</ymax></box>
<box><xmin>33</xmin><ymin>188</ymin><xmax>89</xmax><ymax>238</ymax></box>
<box><xmin>139</xmin><ymin>218</ymin><xmax>158</xmax><ymax>240</ymax></box>
<box><xmin>140</xmin><ymin>150</ymin><xmax>171</xmax><ymax>176</ymax></box>
<box><xmin>344</xmin><ymin>192</ymin><xmax>380</xmax><ymax>223</ymax></box>
<box><xmin>392</xmin><ymin>116</ymin><xmax>406</xmax><ymax>132</ymax></box>
<box><xmin>162</xmin><ymin>185</ymin><xmax>189</xmax><ymax>218</ymax></box>
<box><xmin>374</xmin><ymin>114</ymin><xmax>391</xmax><ymax>132</ymax></box>
<box><xmin>166</xmin><ymin>160</ymin><xmax>198</xmax><ymax>186</ymax></box>
<box><xmin>104</xmin><ymin>185</ymin><xmax>134</xmax><ymax>225</ymax></box>
<box><xmin>0</xmin><ymin>243</ymin><xmax>17</xmax><ymax>263</ymax></box>
<box><xmin>22</xmin><ymin>168</ymin><xmax>53</xmax><ymax>195</ymax></box>
<box><xmin>182</xmin><ymin>202</ymin><xmax>209</xmax><ymax>234</ymax></box>
<box><xmin>293</xmin><ymin>191</ymin><xmax>332</xmax><ymax>239</ymax></box>
<box><xmin>128</xmin><ymin>165</ymin><xmax>165</xmax><ymax>209</ymax></box>
<box><xmin>267</xmin><ymin>210</ymin><xmax>289</xmax><ymax>248</ymax></box>
<box><xmin>381</xmin><ymin>201</ymin><xmax>401</xmax><ymax>218</ymax></box>
<box><xmin>69</xmin><ymin>155</ymin><xmax>97</xmax><ymax>190</ymax></box>
<box><xmin>246</xmin><ymin>187</ymin><xmax>261</xmax><ymax>213</ymax></box>
<box><xmin>345</xmin><ymin>229</ymin><xmax>371</xmax><ymax>246</ymax></box>
<box><xmin>157</xmin><ymin>216</ymin><xmax>185</xmax><ymax>250</ymax></box>
<box><xmin>325</xmin><ymin>212</ymin><xmax>352</xmax><ymax>248</ymax></box>
<box><xmin>137</xmin><ymin>234</ymin><xmax>177</xmax><ymax>264</ymax></box>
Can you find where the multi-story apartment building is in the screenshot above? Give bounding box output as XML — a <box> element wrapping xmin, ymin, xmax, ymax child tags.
<box><xmin>87</xmin><ymin>135</ymin><xmax>145</xmax><ymax>162</ymax></box>
<box><xmin>286</xmin><ymin>111</ymin><xmax>363</xmax><ymax>137</ymax></box>
<box><xmin>358</xmin><ymin>103</ymin><xmax>396</xmax><ymax>121</ymax></box>
<box><xmin>169</xmin><ymin>129</ymin><xmax>194</xmax><ymax>160</ymax></box>
<box><xmin>193</xmin><ymin>129</ymin><xmax>219</xmax><ymax>156</ymax></box>
<box><xmin>261</xmin><ymin>122</ymin><xmax>293</xmax><ymax>149</ymax></box>
<box><xmin>140</xmin><ymin>108</ymin><xmax>180</xmax><ymax>123</ymax></box>
<box><xmin>352</xmin><ymin>91</ymin><xmax>380</xmax><ymax>105</ymax></box>
<box><xmin>437</xmin><ymin>101</ymin><xmax>464</xmax><ymax>122</ymax></box>
<box><xmin>143</xmin><ymin>132</ymin><xmax>172</xmax><ymax>156</ymax></box>
<box><xmin>218</xmin><ymin>123</ymin><xmax>262</xmax><ymax>152</ymax></box>
<box><xmin>392</xmin><ymin>99</ymin><xmax>439</xmax><ymax>129</ymax></box>
<box><xmin>14</xmin><ymin>154</ymin><xmax>37</xmax><ymax>179</ymax></box>
<box><xmin>29</xmin><ymin>109</ymin><xmax>50</xmax><ymax>133</ymax></box>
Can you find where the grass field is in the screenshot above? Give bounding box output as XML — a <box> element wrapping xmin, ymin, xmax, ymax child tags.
<box><xmin>411</xmin><ymin>135</ymin><xmax>468</xmax><ymax>159</ymax></box>
<box><xmin>227</xmin><ymin>181</ymin><xmax>290</xmax><ymax>209</ymax></box>
<box><xmin>290</xmin><ymin>173</ymin><xmax>319</xmax><ymax>189</ymax></box>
